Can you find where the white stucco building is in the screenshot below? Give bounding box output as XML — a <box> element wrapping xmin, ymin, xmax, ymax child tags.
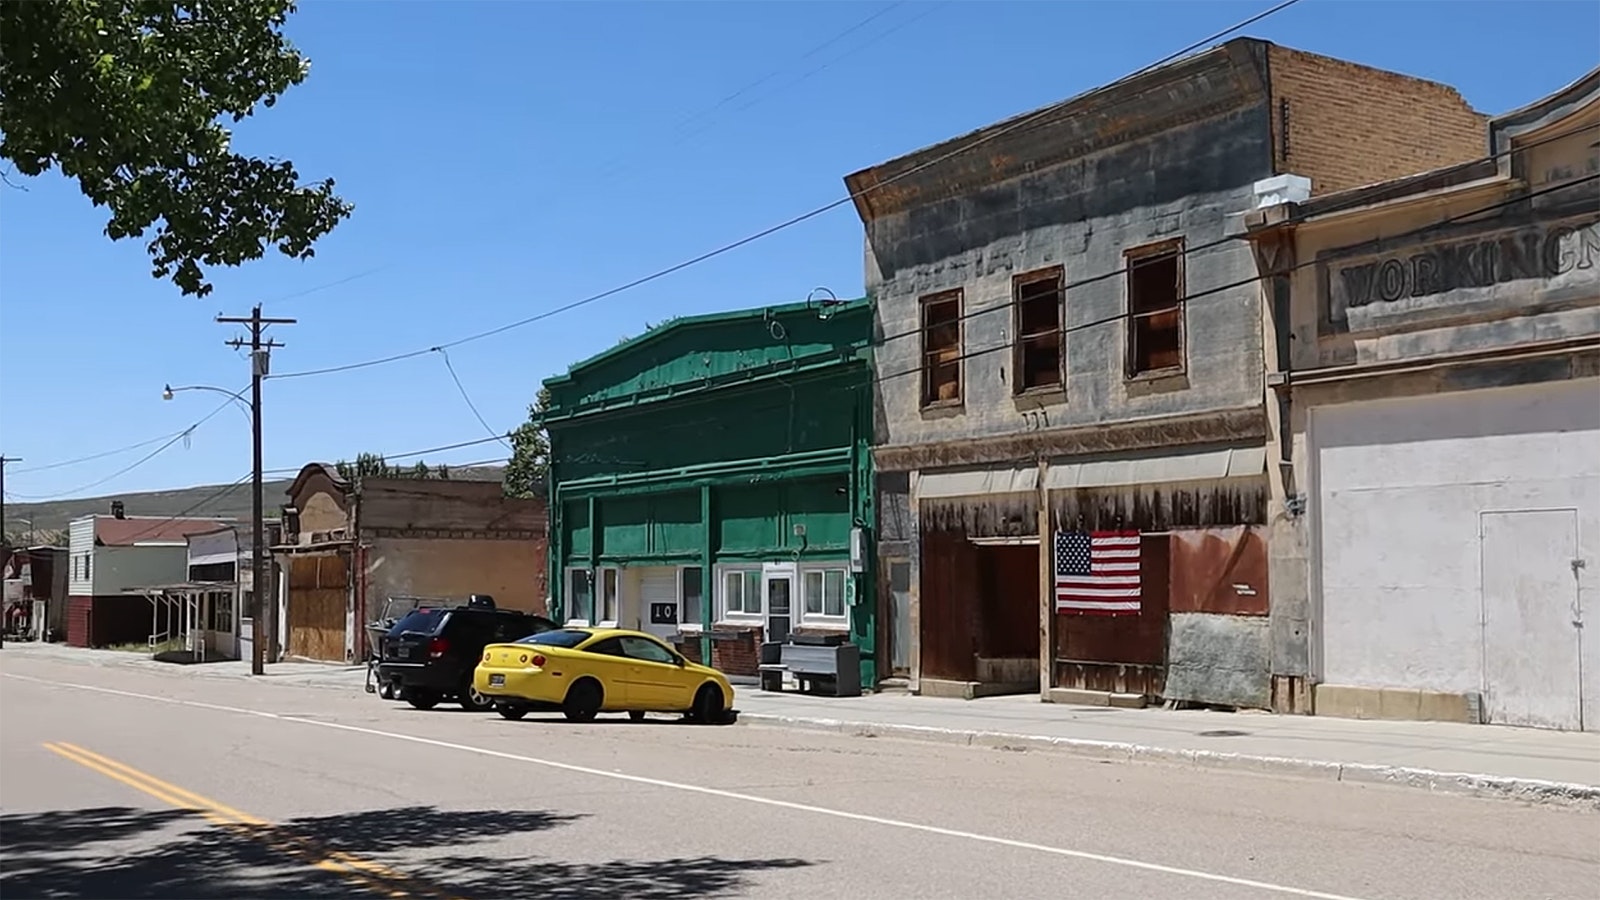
<box><xmin>1247</xmin><ymin>67</ymin><xmax>1600</xmax><ymax>731</ymax></box>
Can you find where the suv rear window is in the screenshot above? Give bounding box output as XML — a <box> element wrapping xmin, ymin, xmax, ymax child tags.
<box><xmin>390</xmin><ymin>609</ymin><xmax>448</xmax><ymax>636</ymax></box>
<box><xmin>516</xmin><ymin>629</ymin><xmax>592</xmax><ymax>648</ymax></box>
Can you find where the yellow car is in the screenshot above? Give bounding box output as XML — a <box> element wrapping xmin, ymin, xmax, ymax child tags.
<box><xmin>474</xmin><ymin>627</ymin><xmax>737</xmax><ymax>724</ymax></box>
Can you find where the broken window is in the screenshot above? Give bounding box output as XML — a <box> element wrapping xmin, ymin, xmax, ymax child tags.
<box><xmin>1013</xmin><ymin>268</ymin><xmax>1063</xmax><ymax>392</ymax></box>
<box><xmin>920</xmin><ymin>291</ymin><xmax>962</xmax><ymax>406</ymax></box>
<box><xmin>1126</xmin><ymin>242</ymin><xmax>1185</xmax><ymax>376</ymax></box>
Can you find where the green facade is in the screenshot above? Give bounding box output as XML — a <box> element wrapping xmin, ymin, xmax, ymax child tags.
<box><xmin>544</xmin><ymin>298</ymin><xmax>877</xmax><ymax>687</ymax></box>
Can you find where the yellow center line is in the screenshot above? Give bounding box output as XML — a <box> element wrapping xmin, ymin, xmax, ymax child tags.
<box><xmin>42</xmin><ymin>742</ymin><xmax>464</xmax><ymax>900</ymax></box>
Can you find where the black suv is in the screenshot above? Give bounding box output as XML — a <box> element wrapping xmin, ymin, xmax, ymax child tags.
<box><xmin>378</xmin><ymin>598</ymin><xmax>557</xmax><ymax>711</ymax></box>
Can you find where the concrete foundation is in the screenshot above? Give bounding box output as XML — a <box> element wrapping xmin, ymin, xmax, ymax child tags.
<box><xmin>1314</xmin><ymin>683</ymin><xmax>1482</xmax><ymax>724</ymax></box>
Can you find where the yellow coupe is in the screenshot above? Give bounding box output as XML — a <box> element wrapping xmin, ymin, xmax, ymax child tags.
<box><xmin>473</xmin><ymin>627</ymin><xmax>737</xmax><ymax>724</ymax></box>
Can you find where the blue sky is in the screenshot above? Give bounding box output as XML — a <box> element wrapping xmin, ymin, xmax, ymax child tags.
<box><xmin>2</xmin><ymin>0</ymin><xmax>1596</xmax><ymax>502</ymax></box>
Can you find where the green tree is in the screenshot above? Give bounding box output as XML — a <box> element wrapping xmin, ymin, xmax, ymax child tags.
<box><xmin>0</xmin><ymin>1</ymin><xmax>352</xmax><ymax>297</ymax></box>
<box><xmin>335</xmin><ymin>453</ymin><xmax>449</xmax><ymax>482</ymax></box>
<box><xmin>503</xmin><ymin>386</ymin><xmax>552</xmax><ymax>499</ymax></box>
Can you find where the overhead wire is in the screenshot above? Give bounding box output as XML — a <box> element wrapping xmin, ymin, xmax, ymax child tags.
<box><xmin>436</xmin><ymin>348</ymin><xmax>512</xmax><ymax>449</ymax></box>
<box><xmin>7</xmin><ymin>0</ymin><xmax>1303</xmax><ymax>487</ymax></box>
<box><xmin>866</xmin><ymin>119</ymin><xmax>1600</xmax><ymax>352</ymax></box>
<box><xmin>866</xmin><ymin>171</ymin><xmax>1600</xmax><ymax>387</ymax></box>
<box><xmin>4</xmin><ymin>393</ymin><xmax>245</xmax><ymax>501</ymax></box>
<box><xmin>266</xmin><ymin>0</ymin><xmax>1307</xmax><ymax>382</ymax></box>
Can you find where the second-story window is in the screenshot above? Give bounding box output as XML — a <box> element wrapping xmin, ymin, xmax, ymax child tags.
<box><xmin>920</xmin><ymin>290</ymin><xmax>963</xmax><ymax>407</ymax></box>
<box><xmin>1126</xmin><ymin>240</ymin><xmax>1186</xmax><ymax>376</ymax></box>
<box><xmin>1013</xmin><ymin>267</ymin><xmax>1064</xmax><ymax>393</ymax></box>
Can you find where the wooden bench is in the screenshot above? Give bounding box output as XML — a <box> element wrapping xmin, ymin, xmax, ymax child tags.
<box><xmin>758</xmin><ymin>640</ymin><xmax>862</xmax><ymax>697</ymax></box>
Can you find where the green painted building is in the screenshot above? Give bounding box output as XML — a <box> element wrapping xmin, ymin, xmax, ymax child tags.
<box><xmin>543</xmin><ymin>297</ymin><xmax>877</xmax><ymax>688</ymax></box>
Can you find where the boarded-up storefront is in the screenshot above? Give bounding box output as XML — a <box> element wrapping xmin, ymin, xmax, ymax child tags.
<box><xmin>285</xmin><ymin>553</ymin><xmax>349</xmax><ymax>662</ymax></box>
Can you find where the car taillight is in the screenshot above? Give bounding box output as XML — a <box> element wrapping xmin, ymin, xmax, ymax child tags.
<box><xmin>428</xmin><ymin>637</ymin><xmax>449</xmax><ymax>658</ymax></box>
<box><xmin>483</xmin><ymin>650</ymin><xmax>491</xmax><ymax>663</ymax></box>
<box><xmin>531</xmin><ymin>654</ymin><xmax>546</xmax><ymax>667</ymax></box>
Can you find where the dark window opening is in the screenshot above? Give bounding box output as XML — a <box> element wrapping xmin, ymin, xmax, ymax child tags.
<box><xmin>1127</xmin><ymin>247</ymin><xmax>1184</xmax><ymax>375</ymax></box>
<box><xmin>920</xmin><ymin>291</ymin><xmax>962</xmax><ymax>406</ymax></box>
<box><xmin>1013</xmin><ymin>269</ymin><xmax>1063</xmax><ymax>392</ymax></box>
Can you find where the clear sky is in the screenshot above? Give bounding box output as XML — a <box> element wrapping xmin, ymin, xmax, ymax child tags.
<box><xmin>2</xmin><ymin>0</ymin><xmax>1596</xmax><ymax>502</ymax></box>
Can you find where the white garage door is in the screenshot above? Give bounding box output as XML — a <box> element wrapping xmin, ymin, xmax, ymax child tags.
<box><xmin>1312</xmin><ymin>378</ymin><xmax>1599</xmax><ymax>731</ymax></box>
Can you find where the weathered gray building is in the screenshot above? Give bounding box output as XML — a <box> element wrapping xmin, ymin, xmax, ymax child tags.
<box><xmin>1247</xmin><ymin>66</ymin><xmax>1600</xmax><ymax>730</ymax></box>
<box><xmin>847</xmin><ymin>38</ymin><xmax>1490</xmax><ymax>705</ymax></box>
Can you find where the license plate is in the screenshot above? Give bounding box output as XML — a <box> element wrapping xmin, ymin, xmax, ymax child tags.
<box><xmin>489</xmin><ymin>674</ymin><xmax>505</xmax><ymax>686</ymax></box>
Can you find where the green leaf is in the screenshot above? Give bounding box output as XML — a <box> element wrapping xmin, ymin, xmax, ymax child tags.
<box><xmin>0</xmin><ymin>0</ymin><xmax>352</xmax><ymax>297</ymax></box>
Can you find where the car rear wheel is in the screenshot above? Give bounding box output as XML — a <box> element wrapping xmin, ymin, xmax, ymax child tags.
<box><xmin>692</xmin><ymin>684</ymin><xmax>725</xmax><ymax>725</ymax></box>
<box><xmin>459</xmin><ymin>675</ymin><xmax>494</xmax><ymax>712</ymax></box>
<box><xmin>496</xmin><ymin>704</ymin><xmax>528</xmax><ymax>721</ymax></box>
<box><xmin>406</xmin><ymin>689</ymin><xmax>440</xmax><ymax>710</ymax></box>
<box><xmin>562</xmin><ymin>680</ymin><xmax>602</xmax><ymax>722</ymax></box>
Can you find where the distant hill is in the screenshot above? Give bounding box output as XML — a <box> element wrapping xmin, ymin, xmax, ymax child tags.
<box><xmin>3</xmin><ymin>465</ymin><xmax>507</xmax><ymax>543</ymax></box>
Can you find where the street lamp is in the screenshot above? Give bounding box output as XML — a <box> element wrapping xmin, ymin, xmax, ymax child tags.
<box><xmin>163</xmin><ymin>384</ymin><xmax>253</xmax><ymax>424</ymax></box>
<box><xmin>161</xmin><ymin>380</ymin><xmax>268</xmax><ymax>674</ymax></box>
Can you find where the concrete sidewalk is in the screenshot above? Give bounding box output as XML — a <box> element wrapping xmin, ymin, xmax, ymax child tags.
<box><xmin>0</xmin><ymin>641</ymin><xmax>368</xmax><ymax>690</ymax></box>
<box><xmin>735</xmin><ymin>689</ymin><xmax>1600</xmax><ymax>807</ymax></box>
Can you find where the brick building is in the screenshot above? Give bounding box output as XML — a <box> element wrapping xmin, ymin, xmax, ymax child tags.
<box><xmin>275</xmin><ymin>465</ymin><xmax>549</xmax><ymax>663</ymax></box>
<box><xmin>848</xmin><ymin>37</ymin><xmax>1489</xmax><ymax>705</ymax></box>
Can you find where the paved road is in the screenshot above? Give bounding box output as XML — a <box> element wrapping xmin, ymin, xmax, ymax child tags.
<box><xmin>2</xmin><ymin>653</ymin><xmax>1595</xmax><ymax>900</ymax></box>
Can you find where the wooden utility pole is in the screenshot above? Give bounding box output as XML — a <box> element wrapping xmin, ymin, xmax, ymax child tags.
<box><xmin>0</xmin><ymin>455</ymin><xmax>20</xmax><ymax>548</ymax></box>
<box><xmin>217</xmin><ymin>306</ymin><xmax>295</xmax><ymax>676</ymax></box>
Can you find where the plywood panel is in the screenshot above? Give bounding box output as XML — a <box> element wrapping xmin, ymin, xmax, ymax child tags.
<box><xmin>287</xmin><ymin>554</ymin><xmax>347</xmax><ymax>662</ymax></box>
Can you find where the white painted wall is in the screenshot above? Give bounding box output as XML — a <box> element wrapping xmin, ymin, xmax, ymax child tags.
<box><xmin>1311</xmin><ymin>378</ymin><xmax>1600</xmax><ymax>729</ymax></box>
<box><xmin>91</xmin><ymin>545</ymin><xmax>189</xmax><ymax>596</ymax></box>
<box><xmin>67</xmin><ymin>517</ymin><xmax>94</xmax><ymax>596</ymax></box>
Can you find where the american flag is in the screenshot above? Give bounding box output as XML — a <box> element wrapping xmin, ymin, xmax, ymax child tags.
<box><xmin>1054</xmin><ymin>530</ymin><xmax>1142</xmax><ymax>615</ymax></box>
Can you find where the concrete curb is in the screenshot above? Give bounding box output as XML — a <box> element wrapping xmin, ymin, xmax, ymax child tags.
<box><xmin>738</xmin><ymin>713</ymin><xmax>1600</xmax><ymax>810</ymax></box>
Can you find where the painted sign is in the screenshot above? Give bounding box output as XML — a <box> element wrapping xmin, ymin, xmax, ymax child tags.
<box><xmin>1324</xmin><ymin>218</ymin><xmax>1600</xmax><ymax>331</ymax></box>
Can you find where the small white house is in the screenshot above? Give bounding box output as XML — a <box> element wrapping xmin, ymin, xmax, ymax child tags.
<box><xmin>66</xmin><ymin>508</ymin><xmax>234</xmax><ymax>648</ymax></box>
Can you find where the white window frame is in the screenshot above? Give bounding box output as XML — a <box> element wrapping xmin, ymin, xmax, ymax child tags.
<box><xmin>799</xmin><ymin>564</ymin><xmax>850</xmax><ymax>628</ymax></box>
<box><xmin>597</xmin><ymin>565</ymin><xmax>620</xmax><ymax>626</ymax></box>
<box><xmin>564</xmin><ymin>566</ymin><xmax>595</xmax><ymax>627</ymax></box>
<box><xmin>678</xmin><ymin>565</ymin><xmax>705</xmax><ymax>633</ymax></box>
<box><xmin>715</xmin><ymin>565</ymin><xmax>764</xmax><ymax>624</ymax></box>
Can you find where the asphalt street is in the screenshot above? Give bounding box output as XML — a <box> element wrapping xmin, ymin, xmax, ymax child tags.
<box><xmin>2</xmin><ymin>653</ymin><xmax>1596</xmax><ymax>900</ymax></box>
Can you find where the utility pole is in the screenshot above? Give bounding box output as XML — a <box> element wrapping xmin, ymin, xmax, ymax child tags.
<box><xmin>0</xmin><ymin>455</ymin><xmax>19</xmax><ymax>548</ymax></box>
<box><xmin>218</xmin><ymin>305</ymin><xmax>295</xmax><ymax>676</ymax></box>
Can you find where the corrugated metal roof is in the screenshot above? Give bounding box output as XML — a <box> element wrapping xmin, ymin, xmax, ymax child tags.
<box><xmin>916</xmin><ymin>446</ymin><xmax>1267</xmax><ymax>499</ymax></box>
<box><xmin>94</xmin><ymin>516</ymin><xmax>235</xmax><ymax>547</ymax></box>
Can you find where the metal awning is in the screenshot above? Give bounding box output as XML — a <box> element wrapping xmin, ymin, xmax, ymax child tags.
<box><xmin>1043</xmin><ymin>445</ymin><xmax>1266</xmax><ymax>490</ymax></box>
<box><xmin>917</xmin><ymin>445</ymin><xmax>1267</xmax><ymax>499</ymax></box>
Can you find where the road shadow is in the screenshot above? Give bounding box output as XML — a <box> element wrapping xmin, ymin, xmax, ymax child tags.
<box><xmin>0</xmin><ymin>804</ymin><xmax>813</xmax><ymax>898</ymax></box>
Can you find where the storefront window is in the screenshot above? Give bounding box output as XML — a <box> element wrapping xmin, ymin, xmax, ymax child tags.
<box><xmin>599</xmin><ymin>567</ymin><xmax>620</xmax><ymax>623</ymax></box>
<box><xmin>721</xmin><ymin>568</ymin><xmax>763</xmax><ymax>617</ymax></box>
<box><xmin>566</xmin><ymin>568</ymin><xmax>593</xmax><ymax>624</ymax></box>
<box><xmin>680</xmin><ymin>567</ymin><xmax>703</xmax><ymax>626</ymax></box>
<box><xmin>802</xmin><ymin>568</ymin><xmax>848</xmax><ymax>622</ymax></box>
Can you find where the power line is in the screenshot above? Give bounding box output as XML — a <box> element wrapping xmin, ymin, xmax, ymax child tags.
<box><xmin>580</xmin><ymin>2</ymin><xmax>915</xmax><ymax>189</ymax></box>
<box><xmin>866</xmin><ymin>119</ymin><xmax>1600</xmax><ymax>353</ymax></box>
<box><xmin>3</xmin><ymin>394</ymin><xmax>244</xmax><ymax>501</ymax></box>
<box><xmin>9</xmin><ymin>432</ymin><xmax>185</xmax><ymax>475</ymax></box>
<box><xmin>267</xmin><ymin>0</ymin><xmax>1305</xmax><ymax>382</ymax></box>
<box><xmin>866</xmin><ymin>171</ymin><xmax>1600</xmax><ymax>387</ymax></box>
<box><xmin>436</xmin><ymin>348</ymin><xmax>512</xmax><ymax>449</ymax></box>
